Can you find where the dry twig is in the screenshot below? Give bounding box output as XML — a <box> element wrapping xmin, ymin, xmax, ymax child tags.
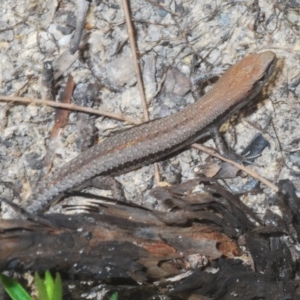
<box><xmin>0</xmin><ymin>95</ymin><xmax>139</xmax><ymax>124</ymax></box>
<box><xmin>192</xmin><ymin>143</ymin><xmax>279</xmax><ymax>192</ymax></box>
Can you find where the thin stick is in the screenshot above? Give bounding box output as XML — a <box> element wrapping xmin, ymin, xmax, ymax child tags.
<box><xmin>122</xmin><ymin>0</ymin><xmax>149</xmax><ymax>121</ymax></box>
<box><xmin>122</xmin><ymin>0</ymin><xmax>162</xmax><ymax>182</ymax></box>
<box><xmin>191</xmin><ymin>143</ymin><xmax>279</xmax><ymax>192</ymax></box>
<box><xmin>0</xmin><ymin>95</ymin><xmax>139</xmax><ymax>124</ymax></box>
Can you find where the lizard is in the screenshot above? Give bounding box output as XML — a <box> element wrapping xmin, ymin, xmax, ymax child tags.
<box><xmin>11</xmin><ymin>51</ymin><xmax>277</xmax><ymax>216</ymax></box>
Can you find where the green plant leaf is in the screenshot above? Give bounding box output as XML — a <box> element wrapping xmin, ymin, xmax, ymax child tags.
<box><xmin>44</xmin><ymin>271</ymin><xmax>54</xmax><ymax>300</ymax></box>
<box><xmin>0</xmin><ymin>273</ymin><xmax>32</xmax><ymax>300</ymax></box>
<box><xmin>52</xmin><ymin>273</ymin><xmax>62</xmax><ymax>300</ymax></box>
<box><xmin>34</xmin><ymin>272</ymin><xmax>49</xmax><ymax>300</ymax></box>
<box><xmin>109</xmin><ymin>292</ymin><xmax>118</xmax><ymax>300</ymax></box>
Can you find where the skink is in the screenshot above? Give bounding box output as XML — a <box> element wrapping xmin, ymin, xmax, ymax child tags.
<box><xmin>17</xmin><ymin>51</ymin><xmax>277</xmax><ymax>214</ymax></box>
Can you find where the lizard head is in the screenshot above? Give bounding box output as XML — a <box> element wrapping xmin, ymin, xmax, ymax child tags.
<box><xmin>224</xmin><ymin>51</ymin><xmax>277</xmax><ymax>101</ymax></box>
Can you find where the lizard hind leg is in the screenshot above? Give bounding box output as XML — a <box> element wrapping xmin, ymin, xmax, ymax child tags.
<box><xmin>50</xmin><ymin>176</ymin><xmax>126</xmax><ymax>213</ymax></box>
<box><xmin>88</xmin><ymin>176</ymin><xmax>125</xmax><ymax>202</ymax></box>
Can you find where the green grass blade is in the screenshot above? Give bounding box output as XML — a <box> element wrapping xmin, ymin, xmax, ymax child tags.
<box><xmin>0</xmin><ymin>273</ymin><xmax>32</xmax><ymax>300</ymax></box>
<box><xmin>34</xmin><ymin>272</ymin><xmax>49</xmax><ymax>300</ymax></box>
<box><xmin>109</xmin><ymin>292</ymin><xmax>118</xmax><ymax>300</ymax></box>
<box><xmin>52</xmin><ymin>273</ymin><xmax>62</xmax><ymax>300</ymax></box>
<box><xmin>44</xmin><ymin>271</ymin><xmax>54</xmax><ymax>300</ymax></box>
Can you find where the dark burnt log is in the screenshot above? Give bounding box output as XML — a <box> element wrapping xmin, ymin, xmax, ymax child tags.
<box><xmin>0</xmin><ymin>210</ymin><xmax>239</xmax><ymax>282</ymax></box>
